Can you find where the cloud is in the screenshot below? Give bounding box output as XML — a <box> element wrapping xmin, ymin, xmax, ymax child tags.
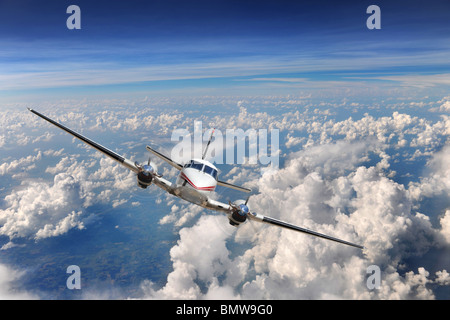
<box><xmin>0</xmin><ymin>173</ymin><xmax>88</xmax><ymax>240</ymax></box>
<box><xmin>140</xmin><ymin>215</ymin><xmax>236</xmax><ymax>299</ymax></box>
<box><xmin>0</xmin><ymin>151</ymin><xmax>137</xmax><ymax>244</ymax></box>
<box><xmin>286</xmin><ymin>140</ymin><xmax>377</xmax><ymax>178</ymax></box>
<box><xmin>0</xmin><ymin>264</ymin><xmax>38</xmax><ymax>299</ymax></box>
<box><xmin>138</xmin><ymin>134</ymin><xmax>449</xmax><ymax>300</ymax></box>
<box><xmin>2</xmin><ymin>97</ymin><xmax>449</xmax><ymax>299</ymax></box>
<box><xmin>0</xmin><ymin>151</ymin><xmax>42</xmax><ymax>176</ymax></box>
<box><xmin>159</xmin><ymin>202</ymin><xmax>203</xmax><ymax>227</ymax></box>
<box><xmin>440</xmin><ymin>101</ymin><xmax>450</xmax><ymax>112</ymax></box>
<box><xmin>374</xmin><ymin>74</ymin><xmax>450</xmax><ymax>88</ymax></box>
<box><xmin>83</xmin><ymin>99</ymin><xmax>447</xmax><ymax>300</ymax></box>
<box><xmin>439</xmin><ymin>210</ymin><xmax>450</xmax><ymax>244</ymax></box>
<box><xmin>408</xmin><ymin>144</ymin><xmax>450</xmax><ymax>201</ymax></box>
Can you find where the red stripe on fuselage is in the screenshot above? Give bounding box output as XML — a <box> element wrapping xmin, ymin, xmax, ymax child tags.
<box><xmin>180</xmin><ymin>172</ymin><xmax>215</xmax><ymax>191</ymax></box>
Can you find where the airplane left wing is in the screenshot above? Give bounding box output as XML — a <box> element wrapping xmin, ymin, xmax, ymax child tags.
<box><xmin>29</xmin><ymin>108</ymin><xmax>176</xmax><ymax>194</ymax></box>
<box><xmin>146</xmin><ymin>145</ymin><xmax>183</xmax><ymax>170</ymax></box>
<box><xmin>28</xmin><ymin>108</ymin><xmax>139</xmax><ymax>173</ymax></box>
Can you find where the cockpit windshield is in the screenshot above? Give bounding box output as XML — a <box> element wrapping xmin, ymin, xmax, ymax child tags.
<box><xmin>203</xmin><ymin>165</ymin><xmax>218</xmax><ymax>180</ymax></box>
<box><xmin>184</xmin><ymin>160</ymin><xmax>218</xmax><ymax>180</ymax></box>
<box><xmin>188</xmin><ymin>161</ymin><xmax>203</xmax><ymax>171</ymax></box>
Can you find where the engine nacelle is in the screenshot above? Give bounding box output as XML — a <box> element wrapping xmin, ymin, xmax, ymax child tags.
<box><xmin>228</xmin><ymin>211</ymin><xmax>247</xmax><ymax>226</ymax></box>
<box><xmin>228</xmin><ymin>201</ymin><xmax>249</xmax><ymax>226</ymax></box>
<box><xmin>137</xmin><ymin>169</ymin><xmax>153</xmax><ymax>189</ymax></box>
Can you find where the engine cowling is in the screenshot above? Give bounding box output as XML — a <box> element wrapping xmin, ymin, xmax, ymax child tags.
<box><xmin>137</xmin><ymin>164</ymin><xmax>154</xmax><ymax>189</ymax></box>
<box><xmin>228</xmin><ymin>201</ymin><xmax>249</xmax><ymax>226</ymax></box>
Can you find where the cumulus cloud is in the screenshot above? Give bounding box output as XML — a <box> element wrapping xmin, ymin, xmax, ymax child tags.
<box><xmin>286</xmin><ymin>140</ymin><xmax>378</xmax><ymax>178</ymax></box>
<box><xmin>0</xmin><ymin>153</ymin><xmax>138</xmax><ymax>245</ymax></box>
<box><xmin>136</xmin><ymin>134</ymin><xmax>449</xmax><ymax>300</ymax></box>
<box><xmin>439</xmin><ymin>100</ymin><xmax>450</xmax><ymax>112</ymax></box>
<box><xmin>225</xmin><ymin>145</ymin><xmax>440</xmax><ymax>299</ymax></box>
<box><xmin>440</xmin><ymin>210</ymin><xmax>450</xmax><ymax>244</ymax></box>
<box><xmin>0</xmin><ymin>173</ymin><xmax>88</xmax><ymax>240</ymax></box>
<box><xmin>2</xmin><ymin>97</ymin><xmax>449</xmax><ymax>299</ymax></box>
<box><xmin>0</xmin><ymin>151</ymin><xmax>42</xmax><ymax>176</ymax></box>
<box><xmin>408</xmin><ymin>144</ymin><xmax>450</xmax><ymax>201</ymax></box>
<box><xmin>140</xmin><ymin>215</ymin><xmax>235</xmax><ymax>299</ymax></box>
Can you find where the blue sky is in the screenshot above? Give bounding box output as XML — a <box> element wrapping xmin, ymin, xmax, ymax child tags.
<box><xmin>1</xmin><ymin>0</ymin><xmax>450</xmax><ymax>102</ymax></box>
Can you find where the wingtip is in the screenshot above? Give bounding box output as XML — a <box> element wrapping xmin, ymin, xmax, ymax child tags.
<box><xmin>27</xmin><ymin>107</ymin><xmax>33</xmax><ymax>111</ymax></box>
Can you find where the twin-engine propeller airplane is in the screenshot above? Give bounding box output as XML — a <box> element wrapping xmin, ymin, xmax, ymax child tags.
<box><xmin>29</xmin><ymin>108</ymin><xmax>363</xmax><ymax>249</ymax></box>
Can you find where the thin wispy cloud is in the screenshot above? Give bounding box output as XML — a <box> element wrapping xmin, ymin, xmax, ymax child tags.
<box><xmin>1</xmin><ymin>38</ymin><xmax>450</xmax><ymax>93</ymax></box>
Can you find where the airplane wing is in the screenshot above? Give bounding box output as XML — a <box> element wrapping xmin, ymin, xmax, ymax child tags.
<box><xmin>248</xmin><ymin>212</ymin><xmax>364</xmax><ymax>249</ymax></box>
<box><xmin>227</xmin><ymin>199</ymin><xmax>364</xmax><ymax>249</ymax></box>
<box><xmin>217</xmin><ymin>180</ymin><xmax>251</xmax><ymax>193</ymax></box>
<box><xmin>28</xmin><ymin>108</ymin><xmax>175</xmax><ymax>193</ymax></box>
<box><xmin>29</xmin><ymin>108</ymin><xmax>140</xmax><ymax>173</ymax></box>
<box><xmin>146</xmin><ymin>145</ymin><xmax>183</xmax><ymax>170</ymax></box>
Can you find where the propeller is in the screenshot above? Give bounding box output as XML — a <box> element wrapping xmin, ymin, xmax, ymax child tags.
<box><xmin>228</xmin><ymin>196</ymin><xmax>251</xmax><ymax>225</ymax></box>
<box><xmin>228</xmin><ymin>196</ymin><xmax>364</xmax><ymax>249</ymax></box>
<box><xmin>135</xmin><ymin>157</ymin><xmax>161</xmax><ymax>175</ymax></box>
<box><xmin>135</xmin><ymin>157</ymin><xmax>161</xmax><ymax>189</ymax></box>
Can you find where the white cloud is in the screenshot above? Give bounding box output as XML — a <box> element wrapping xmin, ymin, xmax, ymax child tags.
<box><xmin>140</xmin><ymin>215</ymin><xmax>235</xmax><ymax>299</ymax></box>
<box><xmin>0</xmin><ymin>151</ymin><xmax>42</xmax><ymax>176</ymax></box>
<box><xmin>2</xmin><ymin>98</ymin><xmax>449</xmax><ymax>299</ymax></box>
<box><xmin>439</xmin><ymin>210</ymin><xmax>450</xmax><ymax>244</ymax></box>
<box><xmin>408</xmin><ymin>144</ymin><xmax>450</xmax><ymax>201</ymax></box>
<box><xmin>0</xmin><ymin>264</ymin><xmax>38</xmax><ymax>299</ymax></box>
<box><xmin>439</xmin><ymin>101</ymin><xmax>450</xmax><ymax>112</ymax></box>
<box><xmin>286</xmin><ymin>140</ymin><xmax>377</xmax><ymax>178</ymax></box>
<box><xmin>137</xmin><ymin>134</ymin><xmax>449</xmax><ymax>300</ymax></box>
<box><xmin>0</xmin><ymin>173</ymin><xmax>88</xmax><ymax>240</ymax></box>
<box><xmin>435</xmin><ymin>270</ymin><xmax>450</xmax><ymax>286</ymax></box>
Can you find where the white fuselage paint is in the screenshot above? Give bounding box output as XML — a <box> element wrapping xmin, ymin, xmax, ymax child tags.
<box><xmin>173</xmin><ymin>158</ymin><xmax>218</xmax><ymax>207</ymax></box>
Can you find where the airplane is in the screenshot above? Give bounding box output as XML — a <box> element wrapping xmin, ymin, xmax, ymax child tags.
<box><xmin>28</xmin><ymin>108</ymin><xmax>364</xmax><ymax>249</ymax></box>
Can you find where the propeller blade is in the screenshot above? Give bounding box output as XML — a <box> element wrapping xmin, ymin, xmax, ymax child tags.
<box><xmin>249</xmin><ymin>213</ymin><xmax>364</xmax><ymax>249</ymax></box>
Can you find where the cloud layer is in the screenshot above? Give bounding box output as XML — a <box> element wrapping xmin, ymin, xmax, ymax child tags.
<box><xmin>139</xmin><ymin>136</ymin><xmax>448</xmax><ymax>300</ymax></box>
<box><xmin>0</xmin><ymin>96</ymin><xmax>448</xmax><ymax>299</ymax></box>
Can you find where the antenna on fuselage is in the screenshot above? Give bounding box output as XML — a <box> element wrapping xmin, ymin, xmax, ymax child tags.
<box><xmin>202</xmin><ymin>128</ymin><xmax>215</xmax><ymax>160</ymax></box>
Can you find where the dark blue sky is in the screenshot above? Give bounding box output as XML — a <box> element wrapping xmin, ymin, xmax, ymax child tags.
<box><xmin>2</xmin><ymin>0</ymin><xmax>449</xmax><ymax>39</ymax></box>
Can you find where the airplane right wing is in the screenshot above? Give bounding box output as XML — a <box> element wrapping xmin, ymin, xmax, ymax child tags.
<box><xmin>248</xmin><ymin>212</ymin><xmax>364</xmax><ymax>249</ymax></box>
